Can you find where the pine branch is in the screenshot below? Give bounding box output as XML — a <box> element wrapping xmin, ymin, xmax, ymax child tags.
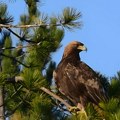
<box><xmin>0</xmin><ymin>76</ymin><xmax>24</xmax><ymax>108</ymax></box>
<box><xmin>0</xmin><ymin>85</ymin><xmax>23</xmax><ymax>108</ymax></box>
<box><xmin>59</xmin><ymin>7</ymin><xmax>82</xmax><ymax>30</ymax></box>
<box><xmin>0</xmin><ymin>23</ymin><xmax>61</xmax><ymax>29</ymax></box>
<box><xmin>5</xmin><ymin>101</ymin><xmax>23</xmax><ymax>117</ymax></box>
<box><xmin>0</xmin><ymin>53</ymin><xmax>32</xmax><ymax>68</ymax></box>
<box><xmin>0</xmin><ymin>77</ymin><xmax>23</xmax><ymax>107</ymax></box>
<box><xmin>0</xmin><ymin>42</ymin><xmax>41</xmax><ymax>50</ymax></box>
<box><xmin>5</xmin><ymin>93</ymin><xmax>29</xmax><ymax>117</ymax></box>
<box><xmin>7</xmin><ymin>28</ymin><xmax>37</xmax><ymax>43</ymax></box>
<box><xmin>0</xmin><ymin>10</ymin><xmax>81</xmax><ymax>30</ymax></box>
<box><xmin>40</xmin><ymin>87</ymin><xmax>72</xmax><ymax>110</ymax></box>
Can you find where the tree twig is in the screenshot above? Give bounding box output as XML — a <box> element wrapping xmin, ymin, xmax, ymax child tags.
<box><xmin>0</xmin><ymin>53</ymin><xmax>32</xmax><ymax>68</ymax></box>
<box><xmin>0</xmin><ymin>23</ymin><xmax>62</xmax><ymax>29</ymax></box>
<box><xmin>7</xmin><ymin>28</ymin><xmax>37</xmax><ymax>43</ymax></box>
<box><xmin>0</xmin><ymin>41</ymin><xmax>41</xmax><ymax>50</ymax></box>
<box><xmin>40</xmin><ymin>87</ymin><xmax>72</xmax><ymax>110</ymax></box>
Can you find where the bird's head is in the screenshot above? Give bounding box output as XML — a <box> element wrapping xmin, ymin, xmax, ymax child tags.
<box><xmin>62</xmin><ymin>41</ymin><xmax>87</xmax><ymax>59</ymax></box>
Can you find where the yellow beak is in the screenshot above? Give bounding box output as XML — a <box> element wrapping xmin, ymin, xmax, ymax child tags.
<box><xmin>77</xmin><ymin>45</ymin><xmax>87</xmax><ymax>51</ymax></box>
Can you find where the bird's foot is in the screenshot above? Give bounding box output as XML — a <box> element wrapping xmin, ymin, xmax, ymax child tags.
<box><xmin>69</xmin><ymin>106</ymin><xmax>80</xmax><ymax>115</ymax></box>
<box><xmin>69</xmin><ymin>107</ymin><xmax>88</xmax><ymax>120</ymax></box>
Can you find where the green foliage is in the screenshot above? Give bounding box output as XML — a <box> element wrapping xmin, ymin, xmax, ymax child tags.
<box><xmin>59</xmin><ymin>7</ymin><xmax>82</xmax><ymax>30</ymax></box>
<box><xmin>21</xmin><ymin>68</ymin><xmax>47</xmax><ymax>91</ymax></box>
<box><xmin>0</xmin><ymin>3</ymin><xmax>13</xmax><ymax>24</ymax></box>
<box><xmin>0</xmin><ymin>72</ymin><xmax>7</xmax><ymax>85</ymax></box>
<box><xmin>99</xmin><ymin>98</ymin><xmax>119</xmax><ymax>113</ymax></box>
<box><xmin>109</xmin><ymin>72</ymin><xmax>120</xmax><ymax>98</ymax></box>
<box><xmin>46</xmin><ymin>61</ymin><xmax>56</xmax><ymax>84</ymax></box>
<box><xmin>28</xmin><ymin>94</ymin><xmax>52</xmax><ymax>120</ymax></box>
<box><xmin>0</xmin><ymin>1</ymin><xmax>104</xmax><ymax>120</ymax></box>
<box><xmin>99</xmin><ymin>98</ymin><xmax>120</xmax><ymax>120</ymax></box>
<box><xmin>3</xmin><ymin>1</ymin><xmax>81</xmax><ymax>119</ymax></box>
<box><xmin>1</xmin><ymin>1</ymin><xmax>120</xmax><ymax>119</ymax></box>
<box><xmin>25</xmin><ymin>0</ymin><xmax>39</xmax><ymax>17</ymax></box>
<box><xmin>1</xmin><ymin>36</ymin><xmax>17</xmax><ymax>82</ymax></box>
<box><xmin>1</xmin><ymin>36</ymin><xmax>13</xmax><ymax>73</ymax></box>
<box><xmin>85</xmin><ymin>104</ymin><xmax>101</xmax><ymax>120</ymax></box>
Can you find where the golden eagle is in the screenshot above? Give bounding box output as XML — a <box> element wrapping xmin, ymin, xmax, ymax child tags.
<box><xmin>53</xmin><ymin>41</ymin><xmax>108</xmax><ymax>109</ymax></box>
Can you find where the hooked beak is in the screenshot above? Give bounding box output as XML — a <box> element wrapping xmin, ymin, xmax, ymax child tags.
<box><xmin>77</xmin><ymin>45</ymin><xmax>87</xmax><ymax>52</ymax></box>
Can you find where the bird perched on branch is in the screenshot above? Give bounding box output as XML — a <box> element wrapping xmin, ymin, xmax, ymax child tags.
<box><xmin>53</xmin><ymin>41</ymin><xmax>108</xmax><ymax>112</ymax></box>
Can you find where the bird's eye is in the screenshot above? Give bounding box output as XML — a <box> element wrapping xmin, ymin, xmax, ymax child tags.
<box><xmin>79</xmin><ymin>43</ymin><xmax>84</xmax><ymax>46</ymax></box>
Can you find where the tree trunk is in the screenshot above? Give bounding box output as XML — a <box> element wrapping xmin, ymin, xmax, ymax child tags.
<box><xmin>0</xmin><ymin>87</ymin><xmax>4</xmax><ymax>120</ymax></box>
<box><xmin>0</xmin><ymin>62</ymin><xmax>4</xmax><ymax>120</ymax></box>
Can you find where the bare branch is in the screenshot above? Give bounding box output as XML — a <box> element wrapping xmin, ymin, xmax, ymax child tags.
<box><xmin>40</xmin><ymin>87</ymin><xmax>72</xmax><ymax>109</ymax></box>
<box><xmin>0</xmin><ymin>23</ymin><xmax>61</xmax><ymax>29</ymax></box>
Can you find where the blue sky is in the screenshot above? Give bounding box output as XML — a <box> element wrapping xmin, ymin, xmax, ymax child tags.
<box><xmin>6</xmin><ymin>0</ymin><xmax>120</xmax><ymax>77</ymax></box>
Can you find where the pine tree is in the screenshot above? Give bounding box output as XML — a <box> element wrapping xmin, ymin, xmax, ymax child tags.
<box><xmin>1</xmin><ymin>1</ymin><xmax>120</xmax><ymax>120</ymax></box>
<box><xmin>0</xmin><ymin>3</ymin><xmax>14</xmax><ymax>120</ymax></box>
<box><xmin>0</xmin><ymin>1</ymin><xmax>81</xmax><ymax>120</ymax></box>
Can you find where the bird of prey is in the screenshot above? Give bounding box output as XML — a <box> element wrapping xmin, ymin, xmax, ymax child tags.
<box><xmin>53</xmin><ymin>41</ymin><xmax>108</xmax><ymax>111</ymax></box>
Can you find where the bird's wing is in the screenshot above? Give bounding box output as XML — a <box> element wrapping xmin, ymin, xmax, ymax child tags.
<box><xmin>79</xmin><ymin>62</ymin><xmax>107</xmax><ymax>104</ymax></box>
<box><xmin>65</xmin><ymin>62</ymin><xmax>107</xmax><ymax>105</ymax></box>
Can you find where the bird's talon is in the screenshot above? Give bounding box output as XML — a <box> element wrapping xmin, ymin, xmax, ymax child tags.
<box><xmin>69</xmin><ymin>106</ymin><xmax>80</xmax><ymax>114</ymax></box>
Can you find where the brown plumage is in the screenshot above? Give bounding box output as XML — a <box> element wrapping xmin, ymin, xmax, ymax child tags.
<box><xmin>53</xmin><ymin>41</ymin><xmax>108</xmax><ymax>108</ymax></box>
